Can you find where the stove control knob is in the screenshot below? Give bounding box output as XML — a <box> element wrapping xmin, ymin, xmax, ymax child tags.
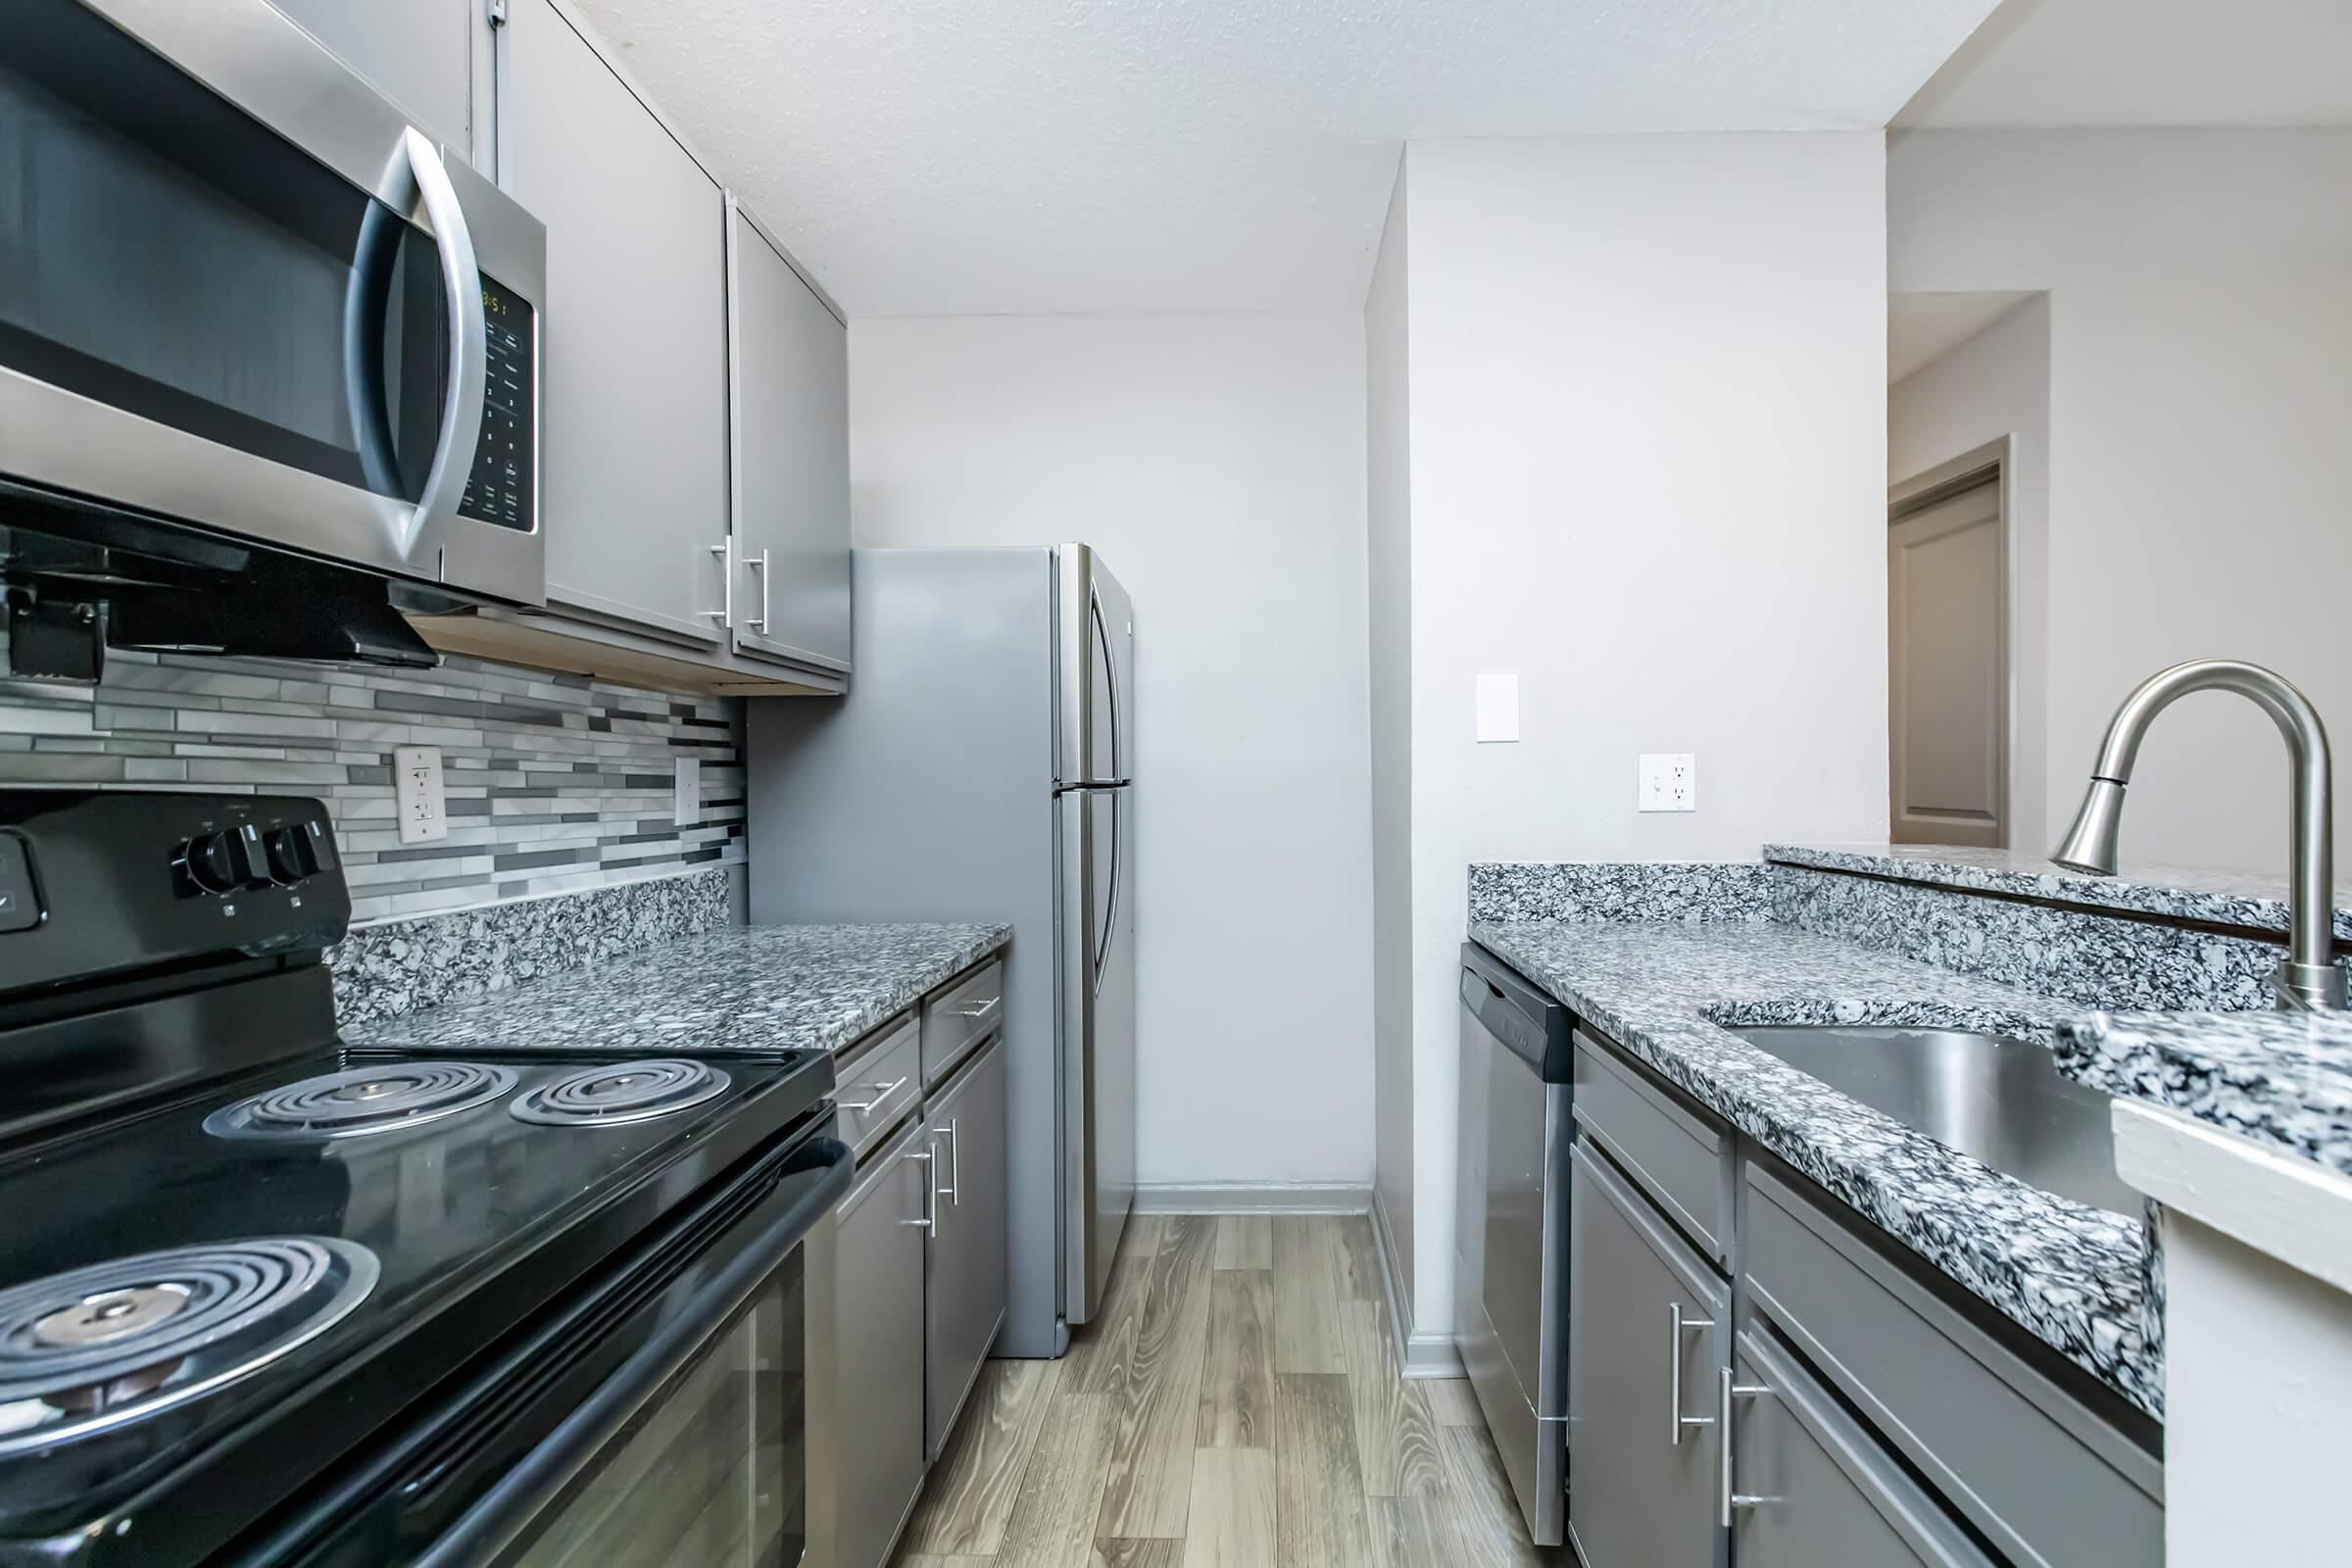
<box><xmin>225</xmin><ymin>824</ymin><xmax>272</xmax><ymax>890</ymax></box>
<box><xmin>262</xmin><ymin>825</ymin><xmax>318</xmax><ymax>885</ymax></box>
<box><xmin>180</xmin><ymin>833</ymin><xmax>240</xmax><ymax>896</ymax></box>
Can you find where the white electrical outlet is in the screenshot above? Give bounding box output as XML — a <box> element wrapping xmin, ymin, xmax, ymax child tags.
<box><xmin>674</xmin><ymin>758</ymin><xmax>701</xmax><ymax>829</ymax></box>
<box><xmin>1640</xmin><ymin>753</ymin><xmax>1696</xmax><ymax>812</ymax></box>
<box><xmin>394</xmin><ymin>746</ymin><xmax>448</xmax><ymax>844</ymax></box>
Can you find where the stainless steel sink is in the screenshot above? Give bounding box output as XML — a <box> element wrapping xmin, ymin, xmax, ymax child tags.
<box><xmin>1729</xmin><ymin>1025</ymin><xmax>2140</xmax><ymax>1218</ymax></box>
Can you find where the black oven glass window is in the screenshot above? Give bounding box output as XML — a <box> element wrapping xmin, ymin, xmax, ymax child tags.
<box><xmin>502</xmin><ymin>1252</ymin><xmax>807</xmax><ymax>1568</ymax></box>
<box><xmin>0</xmin><ymin>0</ymin><xmax>454</xmax><ymax>504</ymax></box>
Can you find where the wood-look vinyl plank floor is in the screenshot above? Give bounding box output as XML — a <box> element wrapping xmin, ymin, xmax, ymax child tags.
<box><xmin>893</xmin><ymin>1214</ymin><xmax>1559</xmax><ymax>1568</ymax></box>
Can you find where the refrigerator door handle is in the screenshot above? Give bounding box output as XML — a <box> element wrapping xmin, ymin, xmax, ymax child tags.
<box><xmin>1097</xmin><ymin>590</ymin><xmax>1125</xmax><ymax>783</ymax></box>
<box><xmin>1094</xmin><ymin>790</ymin><xmax>1121</xmax><ymax>997</ymax></box>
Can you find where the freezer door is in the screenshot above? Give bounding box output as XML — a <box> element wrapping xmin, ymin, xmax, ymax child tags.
<box><xmin>1059</xmin><ymin>783</ymin><xmax>1135</xmax><ymax>1323</ymax></box>
<box><xmin>1058</xmin><ymin>545</ymin><xmax>1134</xmax><ymax>787</ymax></box>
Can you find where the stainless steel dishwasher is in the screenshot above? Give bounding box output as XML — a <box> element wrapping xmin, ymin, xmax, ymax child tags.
<box><xmin>1454</xmin><ymin>943</ymin><xmax>1574</xmax><ymax>1546</ymax></box>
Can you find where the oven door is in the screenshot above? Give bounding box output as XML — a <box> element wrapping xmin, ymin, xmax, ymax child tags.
<box><xmin>261</xmin><ymin>1126</ymin><xmax>852</xmax><ymax>1568</ymax></box>
<box><xmin>0</xmin><ymin>0</ymin><xmax>544</xmax><ymax>607</ymax></box>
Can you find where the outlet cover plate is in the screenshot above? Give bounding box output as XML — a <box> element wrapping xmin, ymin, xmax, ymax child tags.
<box><xmin>394</xmin><ymin>745</ymin><xmax>448</xmax><ymax>844</ymax></box>
<box><xmin>1640</xmin><ymin>753</ymin><xmax>1696</xmax><ymax>812</ymax></box>
<box><xmin>674</xmin><ymin>758</ymin><xmax>701</xmax><ymax>828</ymax></box>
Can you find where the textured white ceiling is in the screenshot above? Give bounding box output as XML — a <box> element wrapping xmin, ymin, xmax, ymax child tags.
<box><xmin>1897</xmin><ymin>0</ymin><xmax>2352</xmax><ymax>128</ymax></box>
<box><xmin>1887</xmin><ymin>291</ymin><xmax>2036</xmax><ymax>383</ymax></box>
<box><xmin>569</xmin><ymin>0</ymin><xmax>1999</xmax><ymax>317</ymax></box>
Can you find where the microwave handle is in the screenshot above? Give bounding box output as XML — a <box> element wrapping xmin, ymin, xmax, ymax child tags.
<box><xmin>413</xmin><ymin>1136</ymin><xmax>853</xmax><ymax>1567</ymax></box>
<box><xmin>396</xmin><ymin>126</ymin><xmax>488</xmax><ymax>556</ymax></box>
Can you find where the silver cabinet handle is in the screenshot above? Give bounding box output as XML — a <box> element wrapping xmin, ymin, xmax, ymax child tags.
<box><xmin>704</xmin><ymin>539</ymin><xmax>734</xmax><ymax>625</ymax></box>
<box><xmin>935</xmin><ymin>1118</ymin><xmax>960</xmax><ymax>1206</ymax></box>
<box><xmin>1718</xmin><ymin>1366</ymin><xmax>1775</xmax><ymax>1527</ymax></box>
<box><xmin>946</xmin><ymin>997</ymin><xmax>999</xmax><ymax>1017</ymax></box>
<box><xmin>392</xmin><ymin>127</ymin><xmax>485</xmax><ymax>556</ymax></box>
<box><xmin>898</xmin><ymin>1147</ymin><xmax>935</xmax><ymax>1232</ymax></box>
<box><xmin>839</xmin><ymin>1075</ymin><xmax>908</xmax><ymax>1112</ymax></box>
<box><xmin>744</xmin><ymin>548</ymin><xmax>771</xmax><ymax>634</ymax></box>
<box><xmin>1669</xmin><ymin>1301</ymin><xmax>1716</xmax><ymax>1446</ymax></box>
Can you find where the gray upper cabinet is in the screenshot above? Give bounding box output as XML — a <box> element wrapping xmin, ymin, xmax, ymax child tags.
<box><xmin>268</xmin><ymin>0</ymin><xmax>484</xmax><ymax>162</ymax></box>
<box><xmin>1568</xmin><ymin>1142</ymin><xmax>1728</xmax><ymax>1568</ymax></box>
<box><xmin>499</xmin><ymin>0</ymin><xmax>731</xmax><ymax>647</ymax></box>
<box><xmin>728</xmin><ymin>205</ymin><xmax>853</xmax><ymax>681</ymax></box>
<box><xmin>924</xmin><ymin>1037</ymin><xmax>1007</xmax><ymax>1459</ymax></box>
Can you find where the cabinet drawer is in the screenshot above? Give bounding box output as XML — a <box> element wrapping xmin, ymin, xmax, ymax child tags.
<box><xmin>1572</xmin><ymin>1033</ymin><xmax>1734</xmax><ymax>1265</ymax></box>
<box><xmin>1731</xmin><ymin>1329</ymin><xmax>1995</xmax><ymax>1568</ymax></box>
<box><xmin>921</xmin><ymin>958</ymin><xmax>1004</xmax><ymax>1088</ymax></box>
<box><xmin>835</xmin><ymin>1013</ymin><xmax>921</xmax><ymax>1158</ymax></box>
<box><xmin>1742</xmin><ymin>1167</ymin><xmax>2162</xmax><ymax>1568</ymax></box>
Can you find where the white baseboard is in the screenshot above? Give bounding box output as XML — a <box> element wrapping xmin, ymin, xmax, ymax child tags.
<box><xmin>1131</xmin><ymin>1182</ymin><xmax>1372</xmax><ymax>1216</ymax></box>
<box><xmin>1370</xmin><ymin>1188</ymin><xmax>1463</xmax><ymax>1379</ymax></box>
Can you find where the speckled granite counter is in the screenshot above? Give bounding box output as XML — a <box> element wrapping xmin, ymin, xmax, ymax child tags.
<box><xmin>1769</xmin><ymin>841</ymin><xmax>2352</xmax><ymax>944</ymax></box>
<box><xmin>2058</xmin><ymin>1009</ymin><xmax>2352</xmax><ymax>1181</ymax></box>
<box><xmin>1470</xmin><ymin>918</ymin><xmax>2159</xmax><ymax>1418</ymax></box>
<box><xmin>345</xmin><ymin>922</ymin><xmax>1010</xmax><ymax>1057</ymax></box>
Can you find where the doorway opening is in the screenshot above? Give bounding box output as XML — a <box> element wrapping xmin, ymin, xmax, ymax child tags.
<box><xmin>1888</xmin><ymin>439</ymin><xmax>2010</xmax><ymax>848</ymax></box>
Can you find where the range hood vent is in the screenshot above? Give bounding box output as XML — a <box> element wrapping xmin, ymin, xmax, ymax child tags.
<box><xmin>2</xmin><ymin>480</ymin><xmax>452</xmax><ymax>681</ymax></box>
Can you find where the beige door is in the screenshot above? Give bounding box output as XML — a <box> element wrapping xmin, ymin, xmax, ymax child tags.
<box><xmin>1888</xmin><ymin>476</ymin><xmax>2006</xmax><ymax>847</ymax></box>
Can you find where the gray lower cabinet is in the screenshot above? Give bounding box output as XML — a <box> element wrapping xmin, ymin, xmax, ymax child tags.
<box><xmin>727</xmin><ymin>206</ymin><xmax>852</xmax><ymax>683</ymax></box>
<box><xmin>1567</xmin><ymin>1141</ymin><xmax>1729</xmax><ymax>1568</ymax></box>
<box><xmin>1729</xmin><ymin>1329</ymin><xmax>1994</xmax><ymax>1567</ymax></box>
<box><xmin>923</xmin><ymin>1037</ymin><xmax>1008</xmax><ymax>1458</ymax></box>
<box><xmin>500</xmin><ymin>0</ymin><xmax>732</xmax><ymax>648</ymax></box>
<box><xmin>814</xmin><ymin>1120</ymin><xmax>932</xmax><ymax>1568</ymax></box>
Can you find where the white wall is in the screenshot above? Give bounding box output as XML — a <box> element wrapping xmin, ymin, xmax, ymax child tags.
<box><xmin>1365</xmin><ymin>166</ymin><xmax>1417</xmax><ymax>1292</ymax></box>
<box><xmin>1890</xmin><ymin>129</ymin><xmax>2352</xmax><ymax>876</ymax></box>
<box><xmin>1384</xmin><ymin>133</ymin><xmax>1892</xmax><ymax>1342</ymax></box>
<box><xmin>1890</xmin><ymin>293</ymin><xmax>2053</xmax><ymax>854</ymax></box>
<box><xmin>850</xmin><ymin>313</ymin><xmax>1375</xmax><ymax>1192</ymax></box>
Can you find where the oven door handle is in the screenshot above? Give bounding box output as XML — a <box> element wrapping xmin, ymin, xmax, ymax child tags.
<box><xmin>392</xmin><ymin>126</ymin><xmax>487</xmax><ymax>558</ymax></box>
<box><xmin>415</xmin><ymin>1135</ymin><xmax>852</xmax><ymax>1568</ymax></box>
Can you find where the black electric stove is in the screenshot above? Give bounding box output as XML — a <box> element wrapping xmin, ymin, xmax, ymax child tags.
<box><xmin>0</xmin><ymin>793</ymin><xmax>845</xmax><ymax>1567</ymax></box>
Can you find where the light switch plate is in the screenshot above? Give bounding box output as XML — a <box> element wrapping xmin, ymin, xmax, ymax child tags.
<box><xmin>394</xmin><ymin>746</ymin><xmax>448</xmax><ymax>844</ymax></box>
<box><xmin>674</xmin><ymin>758</ymin><xmax>701</xmax><ymax>828</ymax></box>
<box><xmin>1640</xmin><ymin>753</ymin><xmax>1696</xmax><ymax>812</ymax></box>
<box><xmin>1475</xmin><ymin>673</ymin><xmax>1520</xmax><ymax>744</ymax></box>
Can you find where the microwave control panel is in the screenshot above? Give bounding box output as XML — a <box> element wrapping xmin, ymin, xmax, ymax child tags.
<box><xmin>457</xmin><ymin>271</ymin><xmax>537</xmax><ymax>533</ymax></box>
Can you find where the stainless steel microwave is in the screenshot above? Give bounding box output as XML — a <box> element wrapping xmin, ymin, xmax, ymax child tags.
<box><xmin>0</xmin><ymin>0</ymin><xmax>547</xmax><ymax>624</ymax></box>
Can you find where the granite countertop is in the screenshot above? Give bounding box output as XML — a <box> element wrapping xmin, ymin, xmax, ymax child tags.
<box><xmin>1768</xmin><ymin>841</ymin><xmax>2352</xmax><ymax>944</ymax></box>
<box><xmin>1470</xmin><ymin>918</ymin><xmax>2159</xmax><ymax>1419</ymax></box>
<box><xmin>2058</xmin><ymin>1009</ymin><xmax>2352</xmax><ymax>1180</ymax></box>
<box><xmin>345</xmin><ymin>922</ymin><xmax>1011</xmax><ymax>1057</ymax></box>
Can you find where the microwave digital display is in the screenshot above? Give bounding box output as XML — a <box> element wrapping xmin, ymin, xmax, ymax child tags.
<box><xmin>458</xmin><ymin>271</ymin><xmax>535</xmax><ymax>532</ymax></box>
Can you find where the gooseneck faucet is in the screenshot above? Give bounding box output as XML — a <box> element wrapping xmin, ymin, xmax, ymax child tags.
<box><xmin>2051</xmin><ymin>659</ymin><xmax>2346</xmax><ymax>1010</ymax></box>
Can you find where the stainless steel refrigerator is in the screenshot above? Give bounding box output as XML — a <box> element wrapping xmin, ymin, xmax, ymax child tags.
<box><xmin>745</xmin><ymin>545</ymin><xmax>1135</xmax><ymax>1357</ymax></box>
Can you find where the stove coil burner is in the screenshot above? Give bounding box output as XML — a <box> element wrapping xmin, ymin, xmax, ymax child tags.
<box><xmin>510</xmin><ymin>1059</ymin><xmax>731</xmax><ymax>1128</ymax></box>
<box><xmin>205</xmin><ymin>1062</ymin><xmax>518</xmax><ymax>1141</ymax></box>
<box><xmin>0</xmin><ymin>1237</ymin><xmax>377</xmax><ymax>1452</ymax></box>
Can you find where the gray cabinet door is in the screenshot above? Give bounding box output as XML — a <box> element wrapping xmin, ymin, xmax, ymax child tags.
<box><xmin>269</xmin><ymin>0</ymin><xmax>483</xmax><ymax>161</ymax></box>
<box><xmin>727</xmin><ymin>206</ymin><xmax>852</xmax><ymax>676</ymax></box>
<box><xmin>825</xmin><ymin>1130</ymin><xmax>932</xmax><ymax>1568</ymax></box>
<box><xmin>500</xmin><ymin>0</ymin><xmax>730</xmax><ymax>646</ymax></box>
<box><xmin>1568</xmin><ymin>1143</ymin><xmax>1728</xmax><ymax>1568</ymax></box>
<box><xmin>925</xmin><ymin>1038</ymin><xmax>1008</xmax><ymax>1458</ymax></box>
<box><xmin>1731</xmin><ymin>1331</ymin><xmax>1994</xmax><ymax>1568</ymax></box>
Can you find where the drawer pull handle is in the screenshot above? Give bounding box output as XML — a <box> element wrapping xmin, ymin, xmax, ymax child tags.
<box><xmin>1717</xmin><ymin>1366</ymin><xmax>1776</xmax><ymax>1527</ymax></box>
<box><xmin>945</xmin><ymin>997</ymin><xmax>999</xmax><ymax>1017</ymax></box>
<box><xmin>841</xmin><ymin>1075</ymin><xmax>909</xmax><ymax>1112</ymax></box>
<box><xmin>1669</xmin><ymin>1301</ymin><xmax>1716</xmax><ymax>1446</ymax></box>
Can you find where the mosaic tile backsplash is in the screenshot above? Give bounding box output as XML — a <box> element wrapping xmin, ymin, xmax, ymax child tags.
<box><xmin>0</xmin><ymin>627</ymin><xmax>746</xmax><ymax>924</ymax></box>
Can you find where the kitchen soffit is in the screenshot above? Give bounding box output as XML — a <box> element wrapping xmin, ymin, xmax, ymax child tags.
<box><xmin>567</xmin><ymin>0</ymin><xmax>2001</xmax><ymax>318</ymax></box>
